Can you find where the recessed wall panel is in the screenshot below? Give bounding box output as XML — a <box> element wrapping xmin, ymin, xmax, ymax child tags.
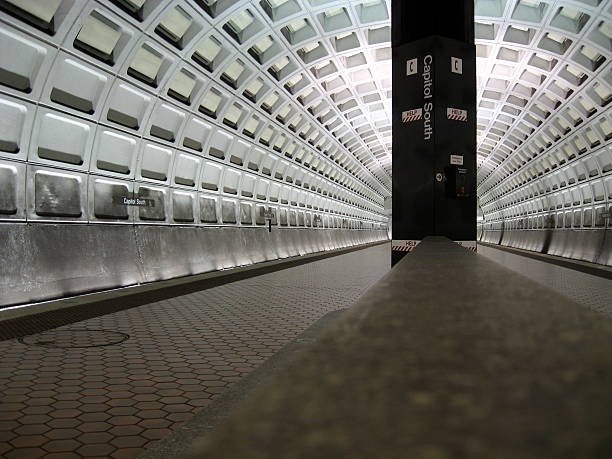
<box><xmin>0</xmin><ymin>26</ymin><xmax>51</xmax><ymax>98</ymax></box>
<box><xmin>0</xmin><ymin>160</ymin><xmax>24</xmax><ymax>218</ymax></box>
<box><xmin>29</xmin><ymin>167</ymin><xmax>85</xmax><ymax>220</ymax></box>
<box><xmin>92</xmin><ymin>128</ymin><xmax>139</xmax><ymax>177</ymax></box>
<box><xmin>173</xmin><ymin>191</ymin><xmax>195</xmax><ymax>223</ymax></box>
<box><xmin>221</xmin><ymin>199</ymin><xmax>236</xmax><ymax>223</ymax></box>
<box><xmin>137</xmin><ymin>185</ymin><xmax>167</xmax><ymax>221</ymax></box>
<box><xmin>31</xmin><ymin>110</ymin><xmax>93</xmax><ymax>169</ymax></box>
<box><xmin>92</xmin><ymin>177</ymin><xmax>132</xmax><ymax>221</ymax></box>
<box><xmin>138</xmin><ymin>142</ymin><xmax>173</xmax><ymax>183</ymax></box>
<box><xmin>0</xmin><ymin>96</ymin><xmax>31</xmax><ymax>160</ymax></box>
<box><xmin>200</xmin><ymin>195</ymin><xmax>218</xmax><ymax>223</ymax></box>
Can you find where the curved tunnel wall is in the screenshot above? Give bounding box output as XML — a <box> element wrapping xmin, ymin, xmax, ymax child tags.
<box><xmin>474</xmin><ymin>0</ymin><xmax>611</xmax><ymax>266</ymax></box>
<box><xmin>0</xmin><ymin>0</ymin><xmax>392</xmax><ymax>307</ymax></box>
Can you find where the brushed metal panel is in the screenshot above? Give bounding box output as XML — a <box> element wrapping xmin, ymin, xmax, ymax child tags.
<box><xmin>221</xmin><ymin>199</ymin><xmax>236</xmax><ymax>224</ymax></box>
<box><xmin>0</xmin><ymin>165</ymin><xmax>17</xmax><ymax>215</ymax></box>
<box><xmin>243</xmin><ymin>227</ymin><xmax>265</xmax><ymax>261</ymax></box>
<box><xmin>94</xmin><ymin>180</ymin><xmax>130</xmax><ymax>220</ymax></box>
<box><xmin>270</xmin><ymin>226</ymin><xmax>289</xmax><ymax>259</ymax></box>
<box><xmin>240</xmin><ymin>202</ymin><xmax>252</xmax><ymax>224</ymax></box>
<box><xmin>256</xmin><ymin>205</ymin><xmax>266</xmax><ymax>225</ymax></box>
<box><xmin>281</xmin><ymin>227</ymin><xmax>299</xmax><ymax>255</ymax></box>
<box><xmin>221</xmin><ymin>227</ymin><xmax>243</xmax><ymax>268</ymax></box>
<box><xmin>0</xmin><ymin>223</ymin><xmax>388</xmax><ymax>306</ymax></box>
<box><xmin>136</xmin><ymin>226</ymin><xmax>212</xmax><ymax>282</ymax></box>
<box><xmin>200</xmin><ymin>196</ymin><xmax>217</xmax><ymax>223</ymax></box>
<box><xmin>34</xmin><ymin>171</ymin><xmax>82</xmax><ymax>217</ymax></box>
<box><xmin>270</xmin><ymin>207</ymin><xmax>278</xmax><ymax>225</ymax></box>
<box><xmin>173</xmin><ymin>192</ymin><xmax>194</xmax><ymax>223</ymax></box>
<box><xmin>138</xmin><ymin>186</ymin><xmax>166</xmax><ymax>221</ymax></box>
<box><xmin>0</xmin><ymin>223</ymin><xmax>145</xmax><ymax>307</ymax></box>
<box><xmin>279</xmin><ymin>209</ymin><xmax>288</xmax><ymax>226</ymax></box>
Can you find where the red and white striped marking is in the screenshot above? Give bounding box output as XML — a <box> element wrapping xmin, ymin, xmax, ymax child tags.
<box><xmin>447</xmin><ymin>107</ymin><xmax>467</xmax><ymax>122</ymax></box>
<box><xmin>392</xmin><ymin>240</ymin><xmax>420</xmax><ymax>252</ymax></box>
<box><xmin>393</xmin><ymin>240</ymin><xmax>477</xmax><ymax>252</ymax></box>
<box><xmin>455</xmin><ymin>240</ymin><xmax>477</xmax><ymax>252</ymax></box>
<box><xmin>402</xmin><ymin>108</ymin><xmax>422</xmax><ymax>123</ymax></box>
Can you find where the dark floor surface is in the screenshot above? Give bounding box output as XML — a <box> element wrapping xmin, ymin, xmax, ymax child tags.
<box><xmin>0</xmin><ymin>244</ymin><xmax>391</xmax><ymax>459</ymax></box>
<box><xmin>1</xmin><ymin>242</ymin><xmax>610</xmax><ymax>458</ymax></box>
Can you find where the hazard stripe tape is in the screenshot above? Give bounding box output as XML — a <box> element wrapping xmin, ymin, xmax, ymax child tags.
<box><xmin>448</xmin><ymin>115</ymin><xmax>467</xmax><ymax>121</ymax></box>
<box><xmin>391</xmin><ymin>246</ymin><xmax>414</xmax><ymax>252</ymax></box>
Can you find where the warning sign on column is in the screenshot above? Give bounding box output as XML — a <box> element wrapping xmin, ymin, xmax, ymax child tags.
<box><xmin>391</xmin><ymin>240</ymin><xmax>420</xmax><ymax>252</ymax></box>
<box><xmin>454</xmin><ymin>240</ymin><xmax>477</xmax><ymax>252</ymax></box>
<box><xmin>402</xmin><ymin>108</ymin><xmax>422</xmax><ymax>123</ymax></box>
<box><xmin>447</xmin><ymin>107</ymin><xmax>467</xmax><ymax>121</ymax></box>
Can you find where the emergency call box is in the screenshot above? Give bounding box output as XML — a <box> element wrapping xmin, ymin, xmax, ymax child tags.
<box><xmin>445</xmin><ymin>165</ymin><xmax>470</xmax><ymax>198</ymax></box>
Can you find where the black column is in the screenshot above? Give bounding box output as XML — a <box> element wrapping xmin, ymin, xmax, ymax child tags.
<box><xmin>391</xmin><ymin>0</ymin><xmax>476</xmax><ymax>265</ymax></box>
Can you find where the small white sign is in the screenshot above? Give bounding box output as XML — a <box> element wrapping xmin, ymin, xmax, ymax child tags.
<box><xmin>450</xmin><ymin>154</ymin><xmax>464</xmax><ymax>166</ymax></box>
<box><xmin>447</xmin><ymin>107</ymin><xmax>468</xmax><ymax>121</ymax></box>
<box><xmin>451</xmin><ymin>57</ymin><xmax>463</xmax><ymax>74</ymax></box>
<box><xmin>406</xmin><ymin>58</ymin><xmax>417</xmax><ymax>76</ymax></box>
<box><xmin>402</xmin><ymin>108</ymin><xmax>422</xmax><ymax>123</ymax></box>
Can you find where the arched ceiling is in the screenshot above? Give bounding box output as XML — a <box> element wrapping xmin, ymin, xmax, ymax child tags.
<box><xmin>0</xmin><ymin>0</ymin><xmax>392</xmax><ymax>219</ymax></box>
<box><xmin>475</xmin><ymin>0</ymin><xmax>611</xmax><ymax>212</ymax></box>
<box><xmin>0</xmin><ymin>0</ymin><xmax>609</xmax><ymax>216</ymax></box>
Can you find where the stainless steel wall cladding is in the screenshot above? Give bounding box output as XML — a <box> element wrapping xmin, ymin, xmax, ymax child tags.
<box><xmin>480</xmin><ymin>229</ymin><xmax>612</xmax><ymax>266</ymax></box>
<box><xmin>240</xmin><ymin>202</ymin><xmax>252</xmax><ymax>224</ymax></box>
<box><xmin>0</xmin><ymin>223</ymin><xmax>388</xmax><ymax>307</ymax></box>
<box><xmin>137</xmin><ymin>186</ymin><xmax>166</xmax><ymax>221</ymax></box>
<box><xmin>0</xmin><ymin>223</ymin><xmax>146</xmax><ymax>307</ymax></box>
<box><xmin>221</xmin><ymin>199</ymin><xmax>237</xmax><ymax>223</ymax></box>
<box><xmin>172</xmin><ymin>192</ymin><xmax>195</xmax><ymax>223</ymax></box>
<box><xmin>0</xmin><ymin>163</ymin><xmax>17</xmax><ymax>215</ymax></box>
<box><xmin>32</xmin><ymin>169</ymin><xmax>83</xmax><ymax>218</ymax></box>
<box><xmin>93</xmin><ymin>180</ymin><xmax>130</xmax><ymax>220</ymax></box>
<box><xmin>200</xmin><ymin>197</ymin><xmax>218</xmax><ymax>223</ymax></box>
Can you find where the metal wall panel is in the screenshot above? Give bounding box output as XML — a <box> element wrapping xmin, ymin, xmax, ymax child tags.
<box><xmin>0</xmin><ymin>223</ymin><xmax>146</xmax><ymax>306</ymax></box>
<box><xmin>0</xmin><ymin>160</ymin><xmax>25</xmax><ymax>220</ymax></box>
<box><xmin>28</xmin><ymin>166</ymin><xmax>87</xmax><ymax>221</ymax></box>
<box><xmin>91</xmin><ymin>177</ymin><xmax>132</xmax><ymax>221</ymax></box>
<box><xmin>200</xmin><ymin>196</ymin><xmax>218</xmax><ymax>223</ymax></box>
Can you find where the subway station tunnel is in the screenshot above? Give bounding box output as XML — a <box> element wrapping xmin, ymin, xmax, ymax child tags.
<box><xmin>0</xmin><ymin>0</ymin><xmax>610</xmax><ymax>458</ymax></box>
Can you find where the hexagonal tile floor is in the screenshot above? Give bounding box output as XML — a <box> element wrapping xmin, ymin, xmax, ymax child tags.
<box><xmin>0</xmin><ymin>243</ymin><xmax>390</xmax><ymax>459</ymax></box>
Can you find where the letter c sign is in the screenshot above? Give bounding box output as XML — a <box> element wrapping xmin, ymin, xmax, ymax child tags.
<box><xmin>451</xmin><ymin>57</ymin><xmax>463</xmax><ymax>74</ymax></box>
<box><xmin>406</xmin><ymin>58</ymin><xmax>417</xmax><ymax>76</ymax></box>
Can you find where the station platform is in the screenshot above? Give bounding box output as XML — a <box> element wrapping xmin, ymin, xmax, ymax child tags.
<box><xmin>0</xmin><ymin>241</ymin><xmax>610</xmax><ymax>459</ymax></box>
<box><xmin>0</xmin><ymin>243</ymin><xmax>390</xmax><ymax>459</ymax></box>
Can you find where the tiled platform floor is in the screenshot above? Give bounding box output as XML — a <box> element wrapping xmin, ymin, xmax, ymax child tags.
<box><xmin>478</xmin><ymin>244</ymin><xmax>612</xmax><ymax>317</ymax></box>
<box><xmin>0</xmin><ymin>243</ymin><xmax>391</xmax><ymax>459</ymax></box>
